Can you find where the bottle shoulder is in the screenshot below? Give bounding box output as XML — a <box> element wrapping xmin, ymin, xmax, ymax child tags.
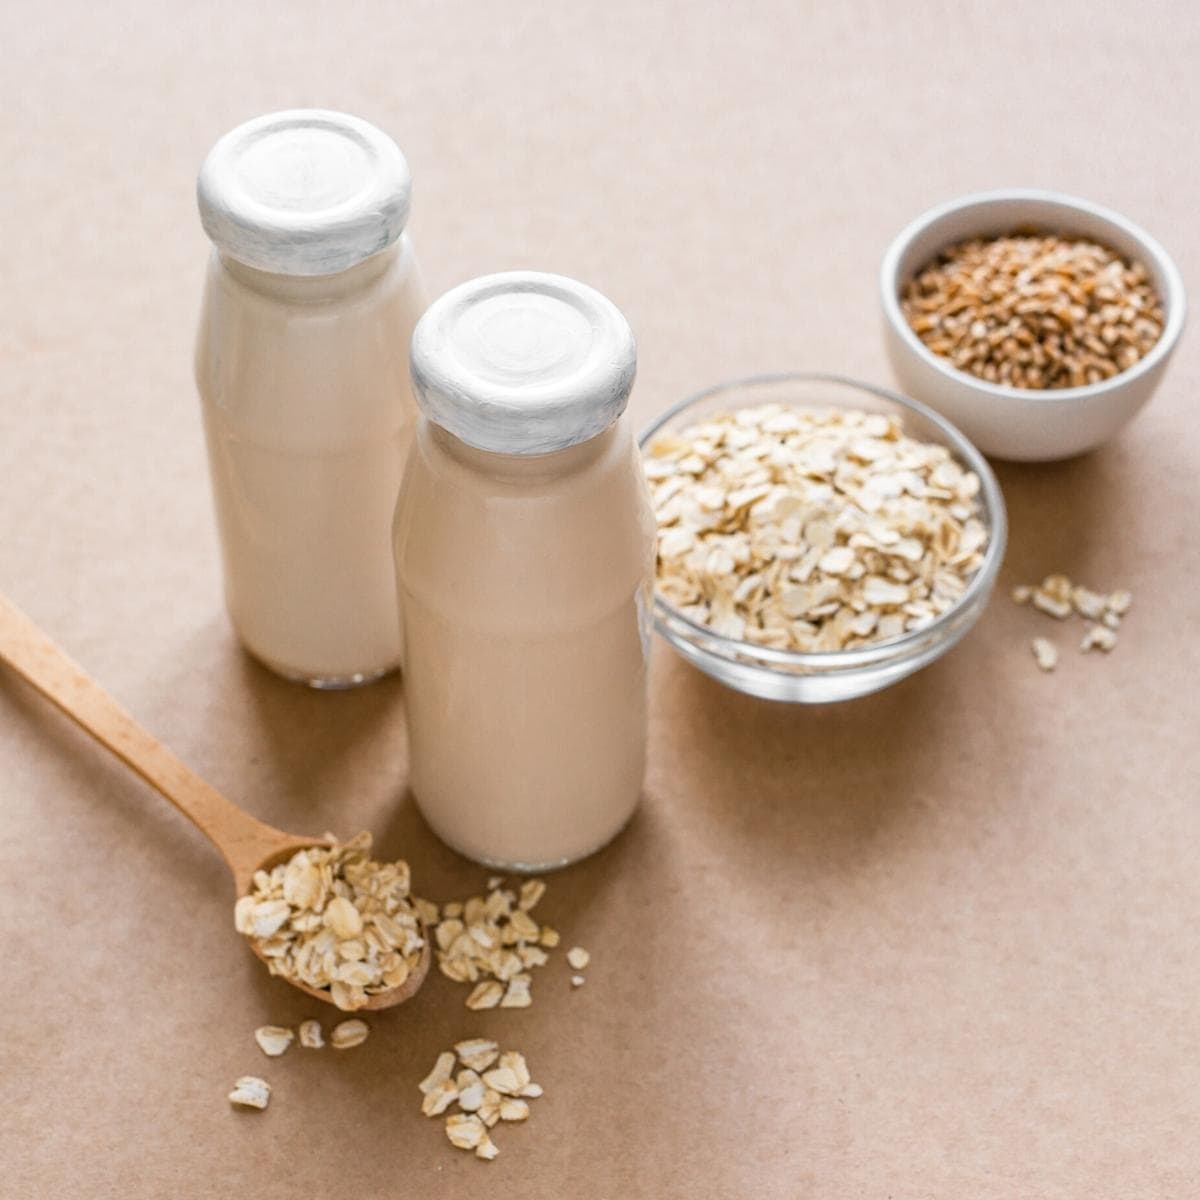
<box><xmin>407</xmin><ymin>417</ymin><xmax>646</xmax><ymax>498</ymax></box>
<box><xmin>202</xmin><ymin>235</ymin><xmax>421</xmax><ymax>314</ymax></box>
<box><xmin>394</xmin><ymin>417</ymin><xmax>656</xmax><ymax>604</ymax></box>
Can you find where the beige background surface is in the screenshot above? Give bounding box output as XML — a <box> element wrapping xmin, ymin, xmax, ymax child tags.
<box><xmin>2</xmin><ymin>2</ymin><xmax>1198</xmax><ymax>1196</ymax></box>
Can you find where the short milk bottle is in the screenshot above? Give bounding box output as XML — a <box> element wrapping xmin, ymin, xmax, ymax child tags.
<box><xmin>195</xmin><ymin>110</ymin><xmax>425</xmax><ymax>686</ymax></box>
<box><xmin>393</xmin><ymin>272</ymin><xmax>656</xmax><ymax>869</ymax></box>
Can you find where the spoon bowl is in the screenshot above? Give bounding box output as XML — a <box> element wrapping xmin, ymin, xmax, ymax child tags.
<box><xmin>0</xmin><ymin>593</ymin><xmax>430</xmax><ymax>1013</ymax></box>
<box><xmin>240</xmin><ymin>838</ymin><xmax>432</xmax><ymax>1011</ymax></box>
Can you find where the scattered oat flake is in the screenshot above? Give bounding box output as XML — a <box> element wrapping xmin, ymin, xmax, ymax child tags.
<box><xmin>566</xmin><ymin>946</ymin><xmax>590</xmax><ymax>970</ymax></box>
<box><xmin>478</xmin><ymin>1089</ymin><xmax>503</xmax><ymax>1127</ymax></box>
<box><xmin>228</xmin><ymin>1076</ymin><xmax>270</xmax><ymax>1110</ymax></box>
<box><xmin>1081</xmin><ymin>624</ymin><xmax>1118</xmax><ymax>653</ymax></box>
<box><xmin>571</xmin><ymin>973</ymin><xmax>586</xmax><ymax>987</ymax></box>
<box><xmin>445</xmin><ymin>1113</ymin><xmax>486</xmax><ymax>1151</ymax></box>
<box><xmin>518</xmin><ymin>944</ymin><xmax>549</xmax><ymax>969</ymax></box>
<box><xmin>498</xmin><ymin>1051</ymin><xmax>530</xmax><ymax>1086</ymax></box>
<box><xmin>1031</xmin><ymin>590</ymin><xmax>1072</xmax><ymax>619</ymax></box>
<box><xmin>500</xmin><ymin>978</ymin><xmax>532</xmax><ymax>1008</ymax></box>
<box><xmin>466</xmin><ymin>980</ymin><xmax>504</xmax><ymax>1010</ymax></box>
<box><xmin>1031</xmin><ymin>638</ymin><xmax>1058</xmax><ymax>673</ymax></box>
<box><xmin>540</xmin><ymin>926</ymin><xmax>560</xmax><ymax>948</ymax></box>
<box><xmin>508</xmin><ymin>910</ymin><xmax>540</xmax><ymax>941</ymax></box>
<box><xmin>481</xmin><ymin>1066</ymin><xmax>523</xmax><ymax>1095</ymax></box>
<box><xmin>1071</xmin><ymin>585</ymin><xmax>1107</xmax><ymax>620</ymax></box>
<box><xmin>475</xmin><ymin>1133</ymin><xmax>500</xmax><ymax>1160</ymax></box>
<box><xmin>298</xmin><ymin>1019</ymin><xmax>324</xmax><ymax>1049</ymax></box>
<box><xmin>422</xmin><ymin>1080</ymin><xmax>460</xmax><ymax>1117</ymax></box>
<box><xmin>499</xmin><ymin>1098</ymin><xmax>530</xmax><ymax>1122</ymax></box>
<box><xmin>419</xmin><ymin>1051</ymin><xmax>457</xmax><ymax>1095</ymax></box>
<box><xmin>253</xmin><ymin>1025</ymin><xmax>294</xmax><ymax>1057</ymax></box>
<box><xmin>454</xmin><ymin>1039</ymin><xmax>500</xmax><ymax>1073</ymax></box>
<box><xmin>1107</xmin><ymin>589</ymin><xmax>1133</xmax><ymax>615</ymax></box>
<box><xmin>1011</xmin><ymin>585</ymin><xmax>1031</xmax><ymax>605</ymax></box>
<box><xmin>1041</xmin><ymin>574</ymin><xmax>1072</xmax><ymax>603</ymax></box>
<box><xmin>330</xmin><ymin>1018</ymin><xmax>370</xmax><ymax>1049</ymax></box>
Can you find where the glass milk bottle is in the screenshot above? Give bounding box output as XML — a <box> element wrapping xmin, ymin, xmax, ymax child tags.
<box><xmin>393</xmin><ymin>272</ymin><xmax>656</xmax><ymax>870</ymax></box>
<box><xmin>195</xmin><ymin>110</ymin><xmax>425</xmax><ymax>686</ymax></box>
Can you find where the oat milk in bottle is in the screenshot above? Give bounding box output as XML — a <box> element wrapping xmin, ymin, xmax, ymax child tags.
<box><xmin>393</xmin><ymin>272</ymin><xmax>655</xmax><ymax>869</ymax></box>
<box><xmin>195</xmin><ymin>110</ymin><xmax>425</xmax><ymax>686</ymax></box>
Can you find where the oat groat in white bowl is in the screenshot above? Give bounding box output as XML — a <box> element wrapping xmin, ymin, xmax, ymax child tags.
<box><xmin>881</xmin><ymin>189</ymin><xmax>1186</xmax><ymax>460</ymax></box>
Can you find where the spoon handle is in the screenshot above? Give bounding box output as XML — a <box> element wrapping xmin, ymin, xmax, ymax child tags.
<box><xmin>0</xmin><ymin>593</ymin><xmax>287</xmax><ymax>883</ymax></box>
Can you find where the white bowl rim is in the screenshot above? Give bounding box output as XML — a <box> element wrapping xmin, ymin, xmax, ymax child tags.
<box><xmin>880</xmin><ymin>188</ymin><xmax>1187</xmax><ymax>404</ymax></box>
<box><xmin>637</xmin><ymin>371</ymin><xmax>1007</xmax><ymax>667</ymax></box>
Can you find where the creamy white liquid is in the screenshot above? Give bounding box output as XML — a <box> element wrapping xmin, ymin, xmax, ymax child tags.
<box><xmin>393</xmin><ymin>417</ymin><xmax>656</xmax><ymax>869</ymax></box>
<box><xmin>196</xmin><ymin>238</ymin><xmax>424</xmax><ymax>684</ymax></box>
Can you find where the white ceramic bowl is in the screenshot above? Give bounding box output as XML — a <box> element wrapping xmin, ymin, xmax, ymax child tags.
<box><xmin>881</xmin><ymin>189</ymin><xmax>1186</xmax><ymax>461</ymax></box>
<box><xmin>639</xmin><ymin>374</ymin><xmax>1006</xmax><ymax>703</ymax></box>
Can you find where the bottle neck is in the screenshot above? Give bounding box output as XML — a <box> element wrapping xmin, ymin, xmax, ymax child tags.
<box><xmin>216</xmin><ymin>239</ymin><xmax>400</xmax><ymax>302</ymax></box>
<box><xmin>428</xmin><ymin>419</ymin><xmax>619</xmax><ymax>481</ymax></box>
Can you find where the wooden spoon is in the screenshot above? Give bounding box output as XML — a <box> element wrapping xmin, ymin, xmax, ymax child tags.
<box><xmin>0</xmin><ymin>593</ymin><xmax>429</xmax><ymax>1012</ymax></box>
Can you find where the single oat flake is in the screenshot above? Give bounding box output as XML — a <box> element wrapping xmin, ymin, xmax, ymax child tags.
<box><xmin>298</xmin><ymin>1019</ymin><xmax>324</xmax><ymax>1050</ymax></box>
<box><xmin>330</xmin><ymin>1018</ymin><xmax>370</xmax><ymax>1049</ymax></box>
<box><xmin>1081</xmin><ymin>624</ymin><xmax>1119</xmax><ymax>653</ymax></box>
<box><xmin>253</xmin><ymin>1025</ymin><xmax>294</xmax><ymax>1057</ymax></box>
<box><xmin>566</xmin><ymin>946</ymin><xmax>590</xmax><ymax>970</ymax></box>
<box><xmin>419</xmin><ymin>1051</ymin><xmax>457</xmax><ymax>1094</ymax></box>
<box><xmin>454</xmin><ymin>1039</ymin><xmax>500</xmax><ymax>1073</ymax></box>
<box><xmin>500</xmin><ymin>976</ymin><xmax>532</xmax><ymax>1008</ymax></box>
<box><xmin>481</xmin><ymin>1066</ymin><xmax>523</xmax><ymax>1096</ymax></box>
<box><xmin>499</xmin><ymin>1098</ymin><xmax>530</xmax><ymax>1122</ymax></box>
<box><xmin>457</xmin><ymin>1079</ymin><xmax>486</xmax><ymax>1113</ymax></box>
<box><xmin>228</xmin><ymin>1076</ymin><xmax>271</xmax><ymax>1111</ymax></box>
<box><xmin>1031</xmin><ymin>589</ymin><xmax>1072</xmax><ymax>620</ymax></box>
<box><xmin>446</xmin><ymin>1113</ymin><xmax>487</xmax><ymax>1150</ymax></box>
<box><xmin>465</xmin><ymin>980</ymin><xmax>504</xmax><ymax>1010</ymax></box>
<box><xmin>1031</xmin><ymin>638</ymin><xmax>1058</xmax><ymax>673</ymax></box>
<box><xmin>422</xmin><ymin>1080</ymin><xmax>459</xmax><ymax>1117</ymax></box>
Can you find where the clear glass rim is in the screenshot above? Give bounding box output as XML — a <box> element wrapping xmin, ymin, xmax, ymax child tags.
<box><xmin>637</xmin><ymin>371</ymin><xmax>1008</xmax><ymax>670</ymax></box>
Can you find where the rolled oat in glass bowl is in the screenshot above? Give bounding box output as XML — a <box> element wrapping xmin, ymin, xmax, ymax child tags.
<box><xmin>638</xmin><ymin>373</ymin><xmax>1006</xmax><ymax>702</ymax></box>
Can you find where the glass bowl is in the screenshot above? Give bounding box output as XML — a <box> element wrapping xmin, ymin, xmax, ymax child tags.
<box><xmin>638</xmin><ymin>373</ymin><xmax>1007</xmax><ymax>702</ymax></box>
